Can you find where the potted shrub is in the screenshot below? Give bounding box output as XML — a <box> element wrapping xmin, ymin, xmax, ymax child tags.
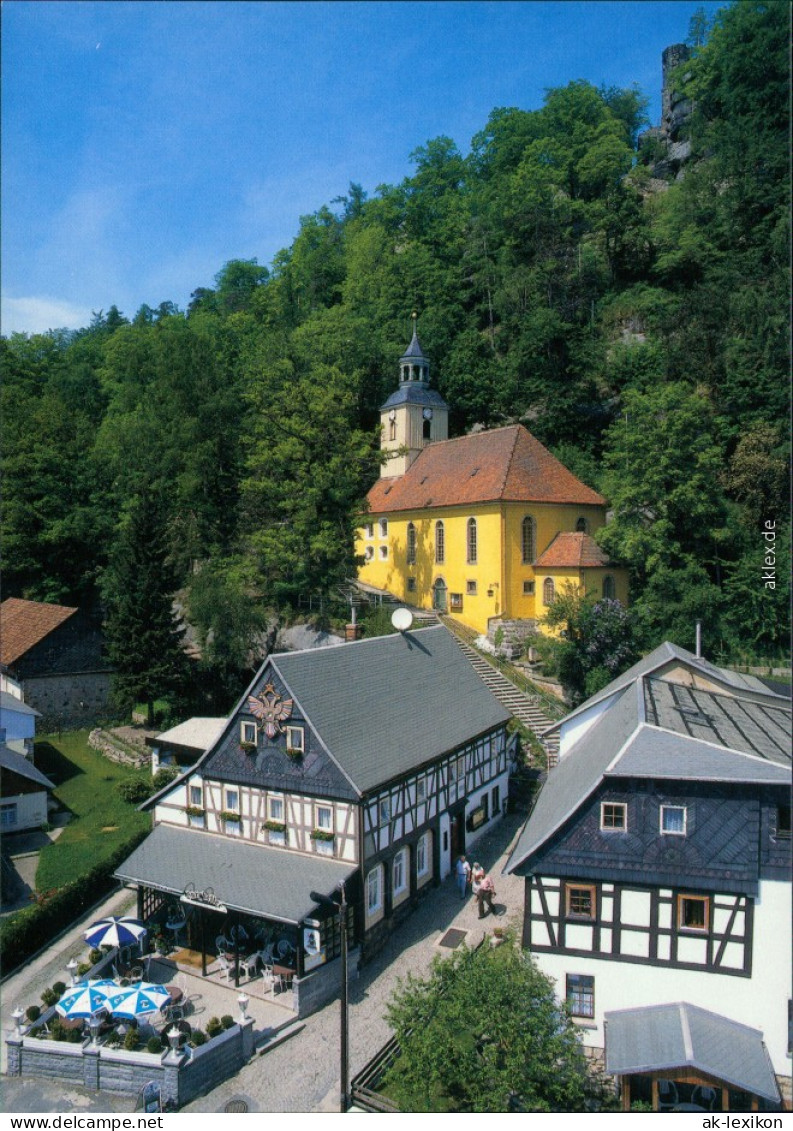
<box><xmin>221</xmin><ymin>1014</ymin><xmax>234</xmax><ymax>1030</ymax></box>
<box><xmin>206</xmin><ymin>1017</ymin><xmax>222</xmax><ymax>1040</ymax></box>
<box><xmin>123</xmin><ymin>1028</ymin><xmax>140</xmax><ymax>1051</ymax></box>
<box><xmin>310</xmin><ymin>827</ymin><xmax>334</xmax><ymax>854</ymax></box>
<box><xmin>186</xmin><ymin>805</ymin><xmax>205</xmax><ymax>828</ymax></box>
<box><xmin>263</xmin><ymin>818</ymin><xmax>286</xmax><ymax>845</ymax></box>
<box><xmin>240</xmin><ymin>740</ymin><xmax>257</xmax><ymax>754</ymax></box>
<box><xmin>190</xmin><ymin>1029</ymin><xmax>207</xmax><ymax>1047</ymax></box>
<box><xmin>146</xmin><ymin>1035</ymin><xmax>164</xmax><ymax>1054</ymax></box>
<box><xmin>40</xmin><ymin>987</ymin><xmax>58</xmax><ymax>1008</ymax></box>
<box><xmin>25</xmin><ymin>1005</ymin><xmax>41</xmax><ymax>1024</ymax></box>
<box><xmin>220</xmin><ymin>810</ymin><xmax>241</xmax><ymax>831</ymax></box>
<box><xmin>285</xmin><ymin>746</ymin><xmax>303</xmax><ymax>762</ymax></box>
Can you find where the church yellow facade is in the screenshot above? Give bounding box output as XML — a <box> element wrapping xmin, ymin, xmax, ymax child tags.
<box><xmin>357</xmin><ymin>328</ymin><xmax>628</xmax><ymax>636</ymax></box>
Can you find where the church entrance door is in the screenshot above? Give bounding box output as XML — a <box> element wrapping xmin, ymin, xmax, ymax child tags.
<box><xmin>432</xmin><ymin>578</ymin><xmax>447</xmax><ymax>613</ymax></box>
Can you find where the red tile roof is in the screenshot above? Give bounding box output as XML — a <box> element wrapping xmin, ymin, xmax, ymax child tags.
<box><xmin>534</xmin><ymin>532</ymin><xmax>612</xmax><ymax>569</ymax></box>
<box><xmin>366</xmin><ymin>424</ymin><xmax>605</xmax><ymax>514</ymax></box>
<box><xmin>0</xmin><ymin>598</ymin><xmax>77</xmax><ymax>666</ymax></box>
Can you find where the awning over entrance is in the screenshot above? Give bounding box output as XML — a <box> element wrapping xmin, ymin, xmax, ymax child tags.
<box><xmin>115</xmin><ymin>823</ymin><xmax>357</xmax><ymax>925</ymax></box>
<box><xmin>605</xmin><ymin>1002</ymin><xmax>780</xmax><ymax>1104</ymax></box>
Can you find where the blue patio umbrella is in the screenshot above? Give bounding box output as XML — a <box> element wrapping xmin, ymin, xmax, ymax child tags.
<box><xmin>106</xmin><ymin>983</ymin><xmax>170</xmax><ymax>1019</ymax></box>
<box><xmin>84</xmin><ymin>916</ymin><xmax>147</xmax><ymax>949</ymax></box>
<box><xmin>56</xmin><ymin>982</ymin><xmax>117</xmax><ymax>1018</ymax></box>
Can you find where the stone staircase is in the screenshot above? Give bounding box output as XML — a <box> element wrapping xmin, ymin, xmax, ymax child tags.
<box><xmin>439</xmin><ymin>618</ymin><xmax>561</xmax><ymax>767</ymax></box>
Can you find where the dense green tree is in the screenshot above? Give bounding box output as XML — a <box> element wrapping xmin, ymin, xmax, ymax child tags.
<box><xmin>101</xmin><ymin>491</ymin><xmax>189</xmax><ymax>724</ymax></box>
<box><xmin>542</xmin><ymin>584</ymin><xmax>639</xmax><ymax>703</ymax></box>
<box><xmin>383</xmin><ymin>940</ymin><xmax>591</xmax><ymax>1112</ymax></box>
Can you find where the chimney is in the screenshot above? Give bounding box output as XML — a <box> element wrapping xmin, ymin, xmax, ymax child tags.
<box><xmin>695</xmin><ymin>620</ymin><xmax>702</xmax><ymax>659</ymax></box>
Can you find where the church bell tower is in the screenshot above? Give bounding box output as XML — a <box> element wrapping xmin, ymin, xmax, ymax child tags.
<box><xmin>379</xmin><ymin>314</ymin><xmax>449</xmax><ymax>477</ymax></box>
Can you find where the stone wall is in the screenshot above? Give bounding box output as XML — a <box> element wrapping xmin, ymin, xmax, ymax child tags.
<box><xmin>24</xmin><ymin>672</ymin><xmax>112</xmax><ymax>732</ymax></box>
<box><xmin>6</xmin><ymin>1019</ymin><xmax>255</xmax><ymax>1109</ymax></box>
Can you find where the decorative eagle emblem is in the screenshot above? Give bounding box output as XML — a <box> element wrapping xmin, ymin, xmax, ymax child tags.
<box><xmin>247</xmin><ymin>683</ymin><xmax>293</xmax><ymax>740</ymax></box>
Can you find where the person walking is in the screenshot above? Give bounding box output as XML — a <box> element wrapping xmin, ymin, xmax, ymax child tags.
<box><xmin>455</xmin><ymin>854</ymin><xmax>471</xmax><ymax>899</ymax></box>
<box><xmin>478</xmin><ymin>872</ymin><xmax>496</xmax><ymax>918</ymax></box>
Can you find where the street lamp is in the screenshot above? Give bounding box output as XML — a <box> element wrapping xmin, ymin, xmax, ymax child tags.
<box><xmin>310</xmin><ymin>883</ymin><xmax>349</xmax><ymax>1113</ymax></box>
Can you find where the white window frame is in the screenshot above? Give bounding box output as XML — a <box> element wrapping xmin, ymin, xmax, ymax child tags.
<box><xmin>379</xmin><ymin>797</ymin><xmax>391</xmax><ymax>825</ymax></box>
<box><xmin>379</xmin><ymin>545</ymin><xmax>388</xmax><ymax>559</ymax></box>
<box><xmin>367</xmin><ymin>866</ymin><xmax>382</xmax><ymax>913</ymax></box>
<box><xmin>315</xmin><ymin>803</ymin><xmax>333</xmax><ymax>831</ymax></box>
<box><xmin>0</xmin><ymin>802</ymin><xmax>18</xmax><ymax>828</ymax></box>
<box><xmin>416</xmin><ymin>832</ymin><xmax>430</xmax><ymax>877</ymax></box>
<box><xmin>365</xmin><ymin>523</ymin><xmax>374</xmax><ymax>539</ymax></box>
<box><xmin>393</xmin><ymin>848</ymin><xmax>407</xmax><ymax>895</ymax></box>
<box><xmin>379</xmin><ymin>518</ymin><xmax>388</xmax><ymax>538</ymax></box>
<box><xmin>678</xmin><ymin>893</ymin><xmax>709</xmax><ymax>933</ymax></box>
<box><xmin>286</xmin><ymin>725</ymin><xmax>304</xmax><ymax>752</ymax></box>
<box><xmin>600</xmin><ymin>802</ymin><xmax>627</xmax><ymax>831</ymax></box>
<box><xmin>364</xmin><ymin>546</ymin><xmax>374</xmax><ymax>561</ymax></box>
<box><xmin>225</xmin><ymin>788</ymin><xmax>240</xmax><ymax>813</ymax></box>
<box><xmin>466</xmin><ymin>518</ymin><xmax>477</xmax><ymax>565</ymax></box>
<box><xmin>189</xmin><ymin>784</ymin><xmax>203</xmax><ymax>808</ymax></box>
<box><xmin>268</xmin><ymin>795</ymin><xmax>284</xmax><ymax>822</ymax></box>
<box><xmin>566</xmin><ymin>974</ymin><xmax>595</xmax><ymax>1019</ymax></box>
<box><xmin>660</xmin><ymin>804</ymin><xmax>687</xmax><ymax>835</ymax></box>
<box><xmin>241</xmin><ymin>720</ymin><xmax>257</xmax><ymax>744</ymax></box>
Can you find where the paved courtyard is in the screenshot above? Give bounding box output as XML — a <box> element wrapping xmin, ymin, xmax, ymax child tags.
<box><xmin>2</xmin><ymin>812</ymin><xmax>528</xmax><ymax>1113</ymax></box>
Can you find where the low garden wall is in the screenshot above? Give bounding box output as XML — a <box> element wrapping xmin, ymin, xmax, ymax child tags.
<box><xmin>6</xmin><ymin>1019</ymin><xmax>255</xmax><ymax>1109</ymax></box>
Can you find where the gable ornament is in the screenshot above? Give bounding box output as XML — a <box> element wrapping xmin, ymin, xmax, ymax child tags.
<box><xmin>247</xmin><ymin>683</ymin><xmax>294</xmax><ymax>740</ymax></box>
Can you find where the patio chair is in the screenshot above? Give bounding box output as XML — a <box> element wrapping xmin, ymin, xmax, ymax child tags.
<box><xmin>215</xmin><ymin>935</ymin><xmax>229</xmax><ymax>954</ymax></box>
<box><xmin>242</xmin><ymin>953</ymin><xmax>259</xmax><ymax>980</ymax></box>
<box><xmin>692</xmin><ymin>1086</ymin><xmax>717</xmax><ymax>1111</ymax></box>
<box><xmin>657</xmin><ymin>1080</ymin><xmax>679</xmax><ymax>1110</ymax></box>
<box><xmin>217</xmin><ymin>956</ymin><xmax>234</xmax><ymax>983</ymax></box>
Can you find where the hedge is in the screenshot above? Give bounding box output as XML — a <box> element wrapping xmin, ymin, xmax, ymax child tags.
<box><xmin>0</xmin><ymin>827</ymin><xmax>149</xmax><ymax>976</ymax></box>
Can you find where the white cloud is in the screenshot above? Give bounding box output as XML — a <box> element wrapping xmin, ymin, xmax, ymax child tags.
<box><xmin>1</xmin><ymin>294</ymin><xmax>94</xmax><ymax>337</ymax></box>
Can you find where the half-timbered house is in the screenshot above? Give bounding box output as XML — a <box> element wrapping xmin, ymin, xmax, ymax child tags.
<box><xmin>505</xmin><ymin>643</ymin><xmax>791</xmax><ymax>1111</ymax></box>
<box><xmin>116</xmin><ymin>625</ymin><xmax>512</xmax><ymax>1014</ymax></box>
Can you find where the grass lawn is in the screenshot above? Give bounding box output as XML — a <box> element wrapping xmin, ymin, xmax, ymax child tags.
<box><xmin>34</xmin><ymin>730</ymin><xmax>151</xmax><ymax>892</ymax></box>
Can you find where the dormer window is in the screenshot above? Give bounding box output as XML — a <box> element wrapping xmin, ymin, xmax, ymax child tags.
<box><xmin>660</xmin><ymin>805</ymin><xmax>687</xmax><ymax>835</ymax></box>
<box><xmin>285</xmin><ymin>726</ymin><xmax>304</xmax><ymax>754</ymax></box>
<box><xmin>600</xmin><ymin>802</ymin><xmax>627</xmax><ymax>831</ymax></box>
<box><xmin>241</xmin><ymin>721</ymin><xmax>257</xmax><ymax>745</ymax></box>
<box><xmin>576</xmin><ymin>517</ymin><xmax>588</xmax><ymax>533</ymax></box>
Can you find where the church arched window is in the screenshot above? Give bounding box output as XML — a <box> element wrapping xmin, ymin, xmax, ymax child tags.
<box><xmin>543</xmin><ymin>577</ymin><xmax>556</xmax><ymax>606</ymax></box>
<box><xmin>576</xmin><ymin>516</ymin><xmax>588</xmax><ymax>533</ymax></box>
<box><xmin>406</xmin><ymin>522</ymin><xmax>417</xmax><ymax>565</ymax></box>
<box><xmin>389</xmin><ymin>418</ymin><xmax>397</xmax><ymax>441</ymax></box>
<box><xmin>467</xmin><ymin>518</ymin><xmax>478</xmax><ymax>565</ymax></box>
<box><xmin>435</xmin><ymin>521</ymin><xmax>445</xmax><ymax>564</ymax></box>
<box><xmin>521</xmin><ymin>516</ymin><xmax>536</xmax><ymax>564</ymax></box>
<box><xmin>602</xmin><ymin>575</ymin><xmax>616</xmax><ymax>600</ymax></box>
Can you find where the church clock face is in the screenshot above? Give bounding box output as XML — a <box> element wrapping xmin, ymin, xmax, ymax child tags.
<box><xmin>422</xmin><ymin>408</ymin><xmax>433</xmax><ymax>420</ymax></box>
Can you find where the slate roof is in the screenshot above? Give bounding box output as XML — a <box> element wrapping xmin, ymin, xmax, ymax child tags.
<box><xmin>505</xmin><ymin>656</ymin><xmax>792</xmax><ymax>875</ymax></box>
<box><xmin>0</xmin><ymin>598</ymin><xmax>77</xmax><ymax>666</ymax></box>
<box><xmin>541</xmin><ymin>641</ymin><xmax>788</xmax><ymax>737</ymax></box>
<box><xmin>270</xmin><ymin>625</ymin><xmax>510</xmax><ymax>794</ymax></box>
<box><xmin>643</xmin><ymin>679</ymin><xmax>791</xmax><ymax>765</ymax></box>
<box><xmin>605</xmin><ymin>1002</ymin><xmax>780</xmax><ymax>1103</ymax></box>
<box><xmin>505</xmin><ymin>681</ymin><xmax>642</xmax><ymax>873</ymax></box>
<box><xmin>0</xmin><ymin>744</ymin><xmax>55</xmax><ymax>790</ymax></box>
<box><xmin>381</xmin><ymin>385</ymin><xmax>449</xmax><ymax>410</ymax></box>
<box><xmin>400</xmin><ymin>329</ymin><xmax>428</xmax><ymax>361</ymax></box>
<box><xmin>366</xmin><ymin>424</ymin><xmax>606</xmax><ymax>514</ymax></box>
<box><xmin>115</xmin><ymin>823</ymin><xmax>357</xmax><ymax>924</ymax></box>
<box><xmin>534</xmin><ymin>531</ymin><xmax>612</xmax><ymax>569</ymax></box>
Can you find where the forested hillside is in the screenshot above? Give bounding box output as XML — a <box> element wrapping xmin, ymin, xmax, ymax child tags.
<box><xmin>2</xmin><ymin>2</ymin><xmax>788</xmax><ymax>712</ymax></box>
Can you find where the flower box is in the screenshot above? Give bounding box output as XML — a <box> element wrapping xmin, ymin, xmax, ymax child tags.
<box><xmin>240</xmin><ymin>741</ymin><xmax>257</xmax><ymax>754</ymax></box>
<box><xmin>263</xmin><ymin>819</ymin><xmax>286</xmax><ymax>833</ymax></box>
<box><xmin>285</xmin><ymin>746</ymin><xmax>303</xmax><ymax>762</ymax></box>
<box><xmin>310</xmin><ymin>828</ymin><xmax>335</xmax><ymax>841</ymax></box>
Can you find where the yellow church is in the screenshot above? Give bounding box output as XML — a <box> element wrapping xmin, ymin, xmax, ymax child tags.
<box><xmin>357</xmin><ymin>325</ymin><xmax>628</xmax><ymax>636</ymax></box>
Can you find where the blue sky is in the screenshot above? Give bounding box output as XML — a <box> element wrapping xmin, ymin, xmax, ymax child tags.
<box><xmin>2</xmin><ymin>0</ymin><xmax>726</xmax><ymax>336</ymax></box>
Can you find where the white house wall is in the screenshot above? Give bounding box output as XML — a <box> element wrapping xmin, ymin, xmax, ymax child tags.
<box><xmin>2</xmin><ymin>789</ymin><xmax>48</xmax><ymax>831</ymax></box>
<box><xmin>558</xmin><ymin>693</ymin><xmax>618</xmax><ymax>758</ymax></box>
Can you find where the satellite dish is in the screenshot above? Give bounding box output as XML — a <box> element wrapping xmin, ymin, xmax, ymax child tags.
<box><xmin>391</xmin><ymin>607</ymin><xmax>413</xmax><ymax>633</ymax></box>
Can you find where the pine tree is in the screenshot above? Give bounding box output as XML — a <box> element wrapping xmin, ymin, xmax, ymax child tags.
<box><xmin>102</xmin><ymin>490</ymin><xmax>188</xmax><ymax>724</ymax></box>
